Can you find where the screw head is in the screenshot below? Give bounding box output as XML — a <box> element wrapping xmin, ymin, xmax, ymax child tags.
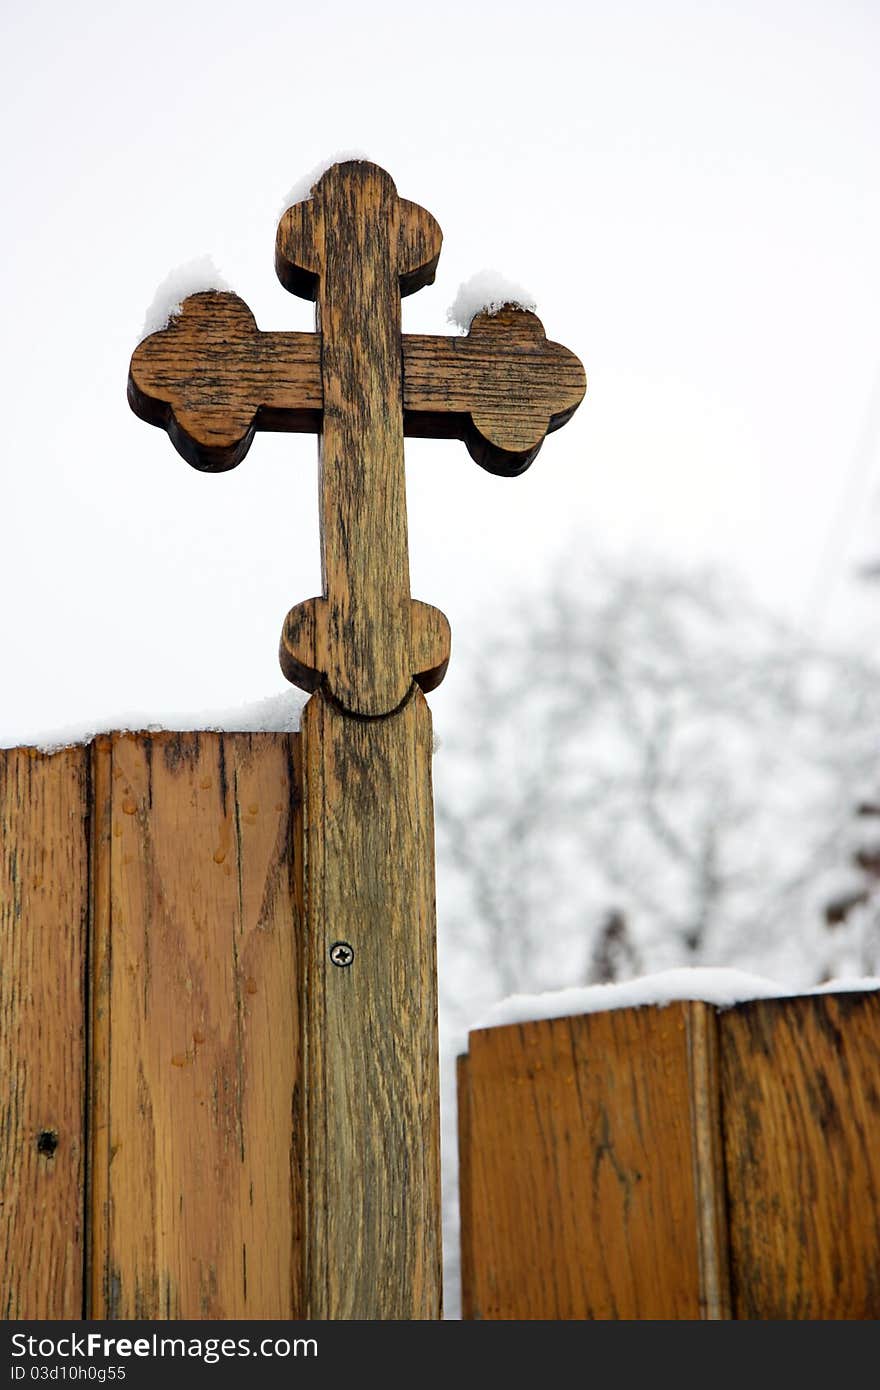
<box><xmin>329</xmin><ymin>940</ymin><xmax>354</xmax><ymax>968</ymax></box>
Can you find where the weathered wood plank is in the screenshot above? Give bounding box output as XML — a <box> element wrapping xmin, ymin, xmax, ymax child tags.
<box><xmin>720</xmin><ymin>991</ymin><xmax>880</xmax><ymax>1319</ymax></box>
<box><xmin>0</xmin><ymin>746</ymin><xmax>89</xmax><ymax>1318</ymax></box>
<box><xmin>300</xmin><ymin>688</ymin><xmax>442</xmax><ymax>1318</ymax></box>
<box><xmin>460</xmin><ymin>1005</ymin><xmax>715</xmax><ymax>1319</ymax></box>
<box><xmin>88</xmin><ymin>731</ymin><xmax>301</xmax><ymax>1319</ymax></box>
<box><xmin>87</xmin><ymin>736</ymin><xmax>112</xmax><ymax>1319</ymax></box>
<box><xmin>685</xmin><ymin>1002</ymin><xmax>731</xmax><ymax>1318</ymax></box>
<box><xmin>456</xmin><ymin>1054</ymin><xmax>476</xmax><ymax>1322</ymax></box>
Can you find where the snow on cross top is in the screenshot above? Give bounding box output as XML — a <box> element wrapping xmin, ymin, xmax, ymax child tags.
<box><xmin>278</xmin><ymin>149</ymin><xmax>372</xmax><ymax>214</ymax></box>
<box><xmin>447</xmin><ymin>270</ymin><xmax>537</xmax><ymax>333</ymax></box>
<box><xmin>140</xmin><ymin>255</ymin><xmax>230</xmax><ymax>341</ymax></box>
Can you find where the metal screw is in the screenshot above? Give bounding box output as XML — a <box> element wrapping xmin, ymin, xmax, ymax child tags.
<box><xmin>329</xmin><ymin>941</ymin><xmax>354</xmax><ymax>968</ymax></box>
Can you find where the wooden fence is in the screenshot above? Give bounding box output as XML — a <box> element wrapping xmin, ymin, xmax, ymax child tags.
<box><xmin>1</xmin><ymin>712</ymin><xmax>440</xmax><ymax>1320</ymax></box>
<box><xmin>1</xmin><ymin>733</ymin><xmax>303</xmax><ymax>1319</ymax></box>
<box><xmin>8</xmin><ymin>740</ymin><xmax>880</xmax><ymax>1321</ymax></box>
<box><xmin>458</xmin><ymin>991</ymin><xmax>880</xmax><ymax>1319</ymax></box>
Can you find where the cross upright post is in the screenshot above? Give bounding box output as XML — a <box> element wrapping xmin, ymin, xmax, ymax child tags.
<box><xmin>275</xmin><ymin>162</ymin><xmax>445</xmax><ymax>716</ymax></box>
<box><xmin>128</xmin><ymin>160</ymin><xmax>585</xmax><ymax>1319</ymax></box>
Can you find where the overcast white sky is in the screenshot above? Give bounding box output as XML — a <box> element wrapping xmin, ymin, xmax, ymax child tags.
<box><xmin>1</xmin><ymin>0</ymin><xmax>878</xmax><ymax>743</ymax></box>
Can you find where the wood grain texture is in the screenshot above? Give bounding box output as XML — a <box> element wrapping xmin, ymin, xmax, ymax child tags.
<box><xmin>456</xmin><ymin>1054</ymin><xmax>476</xmax><ymax>1322</ymax></box>
<box><xmin>0</xmin><ymin>746</ymin><xmax>88</xmax><ymax>1318</ymax></box>
<box><xmin>685</xmin><ymin>1003</ymin><xmax>731</xmax><ymax>1318</ymax></box>
<box><xmin>88</xmin><ymin>731</ymin><xmax>301</xmax><ymax>1319</ymax></box>
<box><xmin>403</xmin><ymin>311</ymin><xmax>586</xmax><ymax>475</ymax></box>
<box><xmin>279</xmin><ymin>596</ymin><xmax>451</xmax><ymax>702</ymax></box>
<box><xmin>459</xmin><ymin>1005</ymin><xmax>712</xmax><ymax>1319</ymax></box>
<box><xmin>87</xmin><ymin>737</ymin><xmax>112</xmax><ymax>1319</ymax></box>
<box><xmin>299</xmin><ymin>688</ymin><xmax>442</xmax><ymax>1319</ymax></box>
<box><xmin>720</xmin><ymin>991</ymin><xmax>880</xmax><ymax>1319</ymax></box>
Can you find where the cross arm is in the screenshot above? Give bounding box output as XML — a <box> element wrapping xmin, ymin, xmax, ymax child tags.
<box><xmin>128</xmin><ymin>292</ymin><xmax>322</xmax><ymax>471</ymax></box>
<box><xmin>402</xmin><ymin>308</ymin><xmax>586</xmax><ymax>476</ymax></box>
<box><xmin>129</xmin><ymin>295</ymin><xmax>585</xmax><ymax>477</ymax></box>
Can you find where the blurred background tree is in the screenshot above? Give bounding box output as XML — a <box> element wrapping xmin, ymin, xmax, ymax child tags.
<box><xmin>435</xmin><ymin>552</ymin><xmax>880</xmax><ymax>1033</ymax></box>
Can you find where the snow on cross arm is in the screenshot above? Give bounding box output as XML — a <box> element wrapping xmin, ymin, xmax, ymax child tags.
<box><xmin>447</xmin><ymin>270</ymin><xmax>538</xmax><ymax>333</ymax></box>
<box><xmin>139</xmin><ymin>255</ymin><xmax>230</xmax><ymax>342</ymax></box>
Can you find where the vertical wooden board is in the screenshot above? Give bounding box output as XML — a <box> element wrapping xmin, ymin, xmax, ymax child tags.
<box><xmin>461</xmin><ymin>1005</ymin><xmax>714</xmax><ymax>1319</ymax></box>
<box><xmin>88</xmin><ymin>737</ymin><xmax>112</xmax><ymax>1318</ymax></box>
<box><xmin>720</xmin><ymin>991</ymin><xmax>880</xmax><ymax>1319</ymax></box>
<box><xmin>457</xmin><ymin>1055</ymin><xmax>476</xmax><ymax>1322</ymax></box>
<box><xmin>0</xmin><ymin>746</ymin><xmax>89</xmax><ymax>1318</ymax></box>
<box><xmin>685</xmin><ymin>1003</ymin><xmax>731</xmax><ymax>1319</ymax></box>
<box><xmin>89</xmin><ymin>731</ymin><xmax>301</xmax><ymax>1319</ymax></box>
<box><xmin>301</xmin><ymin>688</ymin><xmax>442</xmax><ymax>1319</ymax></box>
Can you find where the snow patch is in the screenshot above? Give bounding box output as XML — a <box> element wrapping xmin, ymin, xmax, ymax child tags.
<box><xmin>140</xmin><ymin>255</ymin><xmax>229</xmax><ymax>341</ymax></box>
<box><xmin>2</xmin><ymin>689</ymin><xmax>309</xmax><ymax>755</ymax></box>
<box><xmin>471</xmin><ymin>966</ymin><xmax>880</xmax><ymax>1031</ymax></box>
<box><xmin>279</xmin><ymin>150</ymin><xmax>372</xmax><ymax>214</ymax></box>
<box><xmin>447</xmin><ymin>270</ymin><xmax>537</xmax><ymax>332</ymax></box>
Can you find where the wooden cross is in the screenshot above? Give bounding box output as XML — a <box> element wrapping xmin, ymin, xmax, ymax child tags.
<box><xmin>129</xmin><ymin>160</ymin><xmax>586</xmax><ymax>717</ymax></box>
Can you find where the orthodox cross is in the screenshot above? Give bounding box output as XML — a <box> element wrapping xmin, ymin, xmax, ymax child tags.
<box><xmin>128</xmin><ymin>160</ymin><xmax>586</xmax><ymax>717</ymax></box>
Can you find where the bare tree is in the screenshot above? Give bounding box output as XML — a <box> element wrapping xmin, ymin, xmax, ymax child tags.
<box><xmin>434</xmin><ymin>552</ymin><xmax>880</xmax><ymax>1031</ymax></box>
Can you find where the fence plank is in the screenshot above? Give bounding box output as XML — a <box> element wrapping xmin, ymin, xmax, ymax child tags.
<box><xmin>456</xmin><ymin>1054</ymin><xmax>476</xmax><ymax>1321</ymax></box>
<box><xmin>720</xmin><ymin>991</ymin><xmax>880</xmax><ymax>1319</ymax></box>
<box><xmin>686</xmin><ymin>1002</ymin><xmax>731</xmax><ymax>1318</ymax></box>
<box><xmin>88</xmin><ymin>731</ymin><xmax>301</xmax><ymax>1318</ymax></box>
<box><xmin>460</xmin><ymin>1004</ymin><xmax>718</xmax><ymax>1319</ymax></box>
<box><xmin>0</xmin><ymin>746</ymin><xmax>89</xmax><ymax>1318</ymax></box>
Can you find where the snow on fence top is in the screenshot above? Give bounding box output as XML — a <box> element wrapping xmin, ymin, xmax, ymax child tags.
<box><xmin>447</xmin><ymin>270</ymin><xmax>537</xmax><ymax>332</ymax></box>
<box><xmin>472</xmin><ymin>966</ymin><xmax>880</xmax><ymax>1030</ymax></box>
<box><xmin>140</xmin><ymin>255</ymin><xmax>230</xmax><ymax>341</ymax></box>
<box><xmin>1</xmin><ymin>689</ymin><xmax>310</xmax><ymax>755</ymax></box>
<box><xmin>1</xmin><ymin>689</ymin><xmax>446</xmax><ymax>757</ymax></box>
